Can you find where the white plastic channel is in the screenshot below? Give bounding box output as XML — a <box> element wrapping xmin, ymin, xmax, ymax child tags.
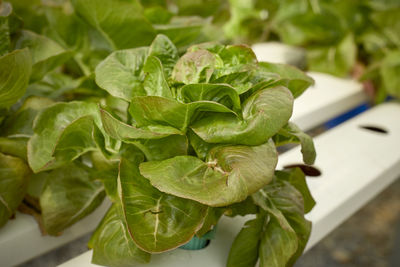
<box><xmin>59</xmin><ymin>102</ymin><xmax>400</xmax><ymax>267</ymax></box>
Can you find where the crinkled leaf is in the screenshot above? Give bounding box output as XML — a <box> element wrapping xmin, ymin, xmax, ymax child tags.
<box><xmin>129</xmin><ymin>96</ymin><xmax>235</xmax><ymax>131</ymax></box>
<box><xmin>0</xmin><ymin>48</ymin><xmax>31</xmax><ymax>108</ymax></box>
<box><xmin>0</xmin><ymin>152</ymin><xmax>30</xmax><ymax>228</ymax></box>
<box><xmin>118</xmin><ymin>151</ymin><xmax>207</xmax><ymax>253</ymax></box>
<box><xmin>273</xmin><ymin>122</ymin><xmax>316</xmax><ymax>165</ymax></box>
<box><xmin>227</xmin><ymin>214</ymin><xmax>265</xmax><ymax>267</ymax></box>
<box><xmin>40</xmin><ymin>162</ymin><xmax>105</xmax><ymax>235</ymax></box>
<box><xmin>178</xmin><ymin>83</ymin><xmax>241</xmax><ymax>111</ymax></box>
<box><xmin>139</xmin><ymin>140</ymin><xmax>277</xmax><ymax>207</ymax></box>
<box><xmin>89</xmin><ymin>204</ymin><xmax>150</xmax><ymax>267</ymax></box>
<box><xmin>172</xmin><ymin>49</ymin><xmax>222</xmax><ymax>84</ymax></box>
<box><xmin>71</xmin><ymin>0</ymin><xmax>156</xmax><ymax>50</ymax></box>
<box><xmin>191</xmin><ymin>86</ymin><xmax>293</xmax><ymax>145</ymax></box>
<box><xmin>143</xmin><ymin>56</ymin><xmax>172</xmax><ymax>98</ymax></box>
<box><xmin>148</xmin><ymin>34</ymin><xmax>178</xmax><ymax>76</ymax></box>
<box><xmin>14</xmin><ymin>30</ymin><xmax>72</xmax><ymax>82</ymax></box>
<box><xmin>100</xmin><ymin>108</ymin><xmax>182</xmax><ymax>142</ymax></box>
<box><xmin>258</xmin><ymin>62</ymin><xmax>314</xmax><ymax>98</ymax></box>
<box><xmin>95</xmin><ymin>47</ymin><xmax>148</xmax><ymax>101</ymax></box>
<box><xmin>28</xmin><ymin>101</ymin><xmax>101</xmax><ymax>172</ymax></box>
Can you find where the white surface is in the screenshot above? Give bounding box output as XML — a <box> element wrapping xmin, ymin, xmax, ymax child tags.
<box><xmin>252</xmin><ymin>42</ymin><xmax>305</xmax><ymax>66</ymax></box>
<box><xmin>0</xmin><ymin>200</ymin><xmax>110</xmax><ymax>267</ymax></box>
<box><xmin>59</xmin><ymin>102</ymin><xmax>400</xmax><ymax>267</ymax></box>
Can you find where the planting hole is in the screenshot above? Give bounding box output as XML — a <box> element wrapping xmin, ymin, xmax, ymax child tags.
<box><xmin>359</xmin><ymin>125</ymin><xmax>388</xmax><ymax>134</ymax></box>
<box><xmin>283</xmin><ymin>164</ymin><xmax>322</xmax><ymax>177</ymax></box>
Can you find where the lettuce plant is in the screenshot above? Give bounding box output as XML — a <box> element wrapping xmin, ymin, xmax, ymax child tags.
<box><xmin>80</xmin><ymin>36</ymin><xmax>316</xmax><ymax>266</ymax></box>
<box><xmin>1</xmin><ymin>1</ymin><xmax>317</xmax><ymax>266</ymax></box>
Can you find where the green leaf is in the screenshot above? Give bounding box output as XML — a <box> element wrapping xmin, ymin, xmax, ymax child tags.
<box><xmin>148</xmin><ymin>34</ymin><xmax>178</xmax><ymax>76</ymax></box>
<box><xmin>40</xmin><ymin>162</ymin><xmax>105</xmax><ymax>235</ymax></box>
<box><xmin>14</xmin><ymin>30</ymin><xmax>72</xmax><ymax>82</ymax></box>
<box><xmin>227</xmin><ymin>214</ymin><xmax>265</xmax><ymax>267</ymax></box>
<box><xmin>71</xmin><ymin>0</ymin><xmax>156</xmax><ymax>50</ymax></box>
<box><xmin>0</xmin><ymin>137</ymin><xmax>28</xmax><ymax>160</ymax></box>
<box><xmin>0</xmin><ymin>152</ymin><xmax>30</xmax><ymax>228</ymax></box>
<box><xmin>1</xmin><ymin>96</ymin><xmax>54</xmax><ymax>138</ymax></box>
<box><xmin>380</xmin><ymin>50</ymin><xmax>400</xmax><ymax>98</ymax></box>
<box><xmin>258</xmin><ymin>62</ymin><xmax>314</xmax><ymax>98</ymax></box>
<box><xmin>129</xmin><ymin>96</ymin><xmax>235</xmax><ymax>131</ymax></box>
<box><xmin>172</xmin><ymin>49</ymin><xmax>222</xmax><ymax>84</ymax></box>
<box><xmin>139</xmin><ymin>140</ymin><xmax>277</xmax><ymax>207</ymax></box>
<box><xmin>28</xmin><ymin>101</ymin><xmax>101</xmax><ymax>173</ymax></box>
<box><xmin>191</xmin><ymin>86</ymin><xmax>293</xmax><ymax>145</ymax></box>
<box><xmin>89</xmin><ymin>204</ymin><xmax>151</xmax><ymax>267</ymax></box>
<box><xmin>273</xmin><ymin>122</ymin><xmax>316</xmax><ymax>165</ymax></box>
<box><xmin>143</xmin><ymin>56</ymin><xmax>172</xmax><ymax>98</ymax></box>
<box><xmin>131</xmin><ymin>134</ymin><xmax>188</xmax><ymax>161</ymax></box>
<box><xmin>90</xmin><ymin>151</ymin><xmax>119</xmax><ymax>202</ymax></box>
<box><xmin>196</xmin><ymin>207</ymin><xmax>225</xmax><ymax>237</ymax></box>
<box><xmin>0</xmin><ymin>1</ymin><xmax>12</xmax><ymax>56</ymax></box>
<box><xmin>95</xmin><ymin>47</ymin><xmax>148</xmax><ymax>101</ymax></box>
<box><xmin>178</xmin><ymin>83</ymin><xmax>241</xmax><ymax>111</ymax></box>
<box><xmin>253</xmin><ymin>177</ymin><xmax>312</xmax><ymax>266</ymax></box>
<box><xmin>307</xmin><ymin>34</ymin><xmax>356</xmax><ymax>77</ymax></box>
<box><xmin>258</xmin><ymin>215</ymin><xmax>298</xmax><ymax>267</ymax></box>
<box><xmin>154</xmin><ymin>17</ymin><xmax>204</xmax><ymax>48</ymax></box>
<box><xmin>0</xmin><ymin>48</ymin><xmax>31</xmax><ymax>108</ymax></box>
<box><xmin>187</xmin><ymin>130</ymin><xmax>217</xmax><ymax>160</ymax></box>
<box><xmin>276</xmin><ymin>169</ymin><xmax>315</xmax><ymax>214</ymax></box>
<box><xmin>118</xmin><ymin>152</ymin><xmax>207</xmax><ymax>253</ymax></box>
<box><xmin>100</xmin><ymin>108</ymin><xmax>182</xmax><ymax>142</ymax></box>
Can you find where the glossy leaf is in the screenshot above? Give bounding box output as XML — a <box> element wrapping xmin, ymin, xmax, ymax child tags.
<box><xmin>14</xmin><ymin>30</ymin><xmax>72</xmax><ymax>81</ymax></box>
<box><xmin>0</xmin><ymin>152</ymin><xmax>30</xmax><ymax>228</ymax></box>
<box><xmin>71</xmin><ymin>0</ymin><xmax>156</xmax><ymax>50</ymax></box>
<box><xmin>28</xmin><ymin>101</ymin><xmax>101</xmax><ymax>173</ymax></box>
<box><xmin>139</xmin><ymin>140</ymin><xmax>277</xmax><ymax>206</ymax></box>
<box><xmin>143</xmin><ymin>56</ymin><xmax>172</xmax><ymax>98</ymax></box>
<box><xmin>259</xmin><ymin>62</ymin><xmax>314</xmax><ymax>98</ymax></box>
<box><xmin>89</xmin><ymin>204</ymin><xmax>151</xmax><ymax>267</ymax></box>
<box><xmin>148</xmin><ymin>34</ymin><xmax>178</xmax><ymax>76</ymax></box>
<box><xmin>40</xmin><ymin>162</ymin><xmax>105</xmax><ymax>235</ymax></box>
<box><xmin>129</xmin><ymin>96</ymin><xmax>235</xmax><ymax>131</ymax></box>
<box><xmin>191</xmin><ymin>86</ymin><xmax>293</xmax><ymax>145</ymax></box>
<box><xmin>0</xmin><ymin>48</ymin><xmax>31</xmax><ymax>108</ymax></box>
<box><xmin>118</xmin><ymin>152</ymin><xmax>207</xmax><ymax>252</ymax></box>
<box><xmin>273</xmin><ymin>122</ymin><xmax>316</xmax><ymax>165</ymax></box>
<box><xmin>95</xmin><ymin>47</ymin><xmax>148</xmax><ymax>101</ymax></box>
<box><xmin>178</xmin><ymin>83</ymin><xmax>241</xmax><ymax>111</ymax></box>
<box><xmin>227</xmin><ymin>214</ymin><xmax>265</xmax><ymax>267</ymax></box>
<box><xmin>100</xmin><ymin>108</ymin><xmax>182</xmax><ymax>141</ymax></box>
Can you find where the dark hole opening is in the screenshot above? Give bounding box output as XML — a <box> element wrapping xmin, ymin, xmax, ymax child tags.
<box><xmin>283</xmin><ymin>164</ymin><xmax>322</xmax><ymax>177</ymax></box>
<box><xmin>359</xmin><ymin>125</ymin><xmax>388</xmax><ymax>134</ymax></box>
